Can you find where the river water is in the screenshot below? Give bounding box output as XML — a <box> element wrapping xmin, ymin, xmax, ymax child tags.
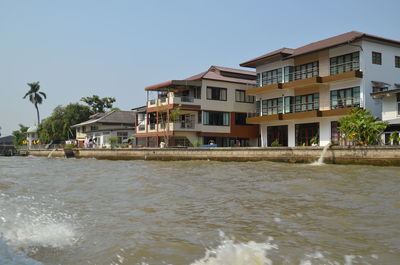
<box><xmin>0</xmin><ymin>156</ymin><xmax>399</xmax><ymax>265</ymax></box>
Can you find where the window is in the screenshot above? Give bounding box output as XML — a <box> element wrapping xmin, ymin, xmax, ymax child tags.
<box><xmin>372</xmin><ymin>52</ymin><xmax>382</xmax><ymax>65</ymax></box>
<box><xmin>397</xmin><ymin>94</ymin><xmax>400</xmax><ymax>116</ymax></box>
<box><xmin>203</xmin><ymin>111</ymin><xmax>230</xmax><ymax>126</ymax></box>
<box><xmin>256</xmin><ymin>101</ymin><xmax>261</xmax><ymax>116</ymax></box>
<box><xmin>180</xmin><ymin>114</ymin><xmax>195</xmax><ymax>129</ymax></box>
<box><xmin>206</xmin><ymin>87</ymin><xmax>227</xmax><ymax>101</ymax></box>
<box><xmin>294</xmin><ymin>93</ymin><xmax>319</xmax><ymax>112</ymax></box>
<box><xmin>117</xmin><ymin>131</ymin><xmax>128</xmax><ymax>144</ymax></box>
<box><xmin>262</xmin><ymin>97</ymin><xmax>283</xmax><ymax>115</ymax></box>
<box><xmin>330</xmin><ymin>87</ymin><xmax>360</xmax><ymax>109</ymax></box>
<box><xmin>261</xmin><ymin>68</ymin><xmax>282</xmax><ymax>85</ymax></box>
<box><xmin>256</xmin><ymin>73</ymin><xmax>261</xmax><ymax>87</ymax></box>
<box><xmin>330</xmin><ymin>52</ymin><xmax>360</xmax><ymax>75</ymax></box>
<box><xmin>235</xmin><ymin>90</ymin><xmax>254</xmax><ymax>103</ymax></box>
<box><xmin>90</xmin><ymin>125</ymin><xmax>98</xmax><ymax>131</ymax></box>
<box><xmin>235</xmin><ymin>113</ymin><xmax>248</xmax><ymax>125</ymax></box>
<box><xmin>293</xmin><ymin>61</ymin><xmax>319</xmax><ymax>81</ymax></box>
<box><xmin>395</xmin><ymin>56</ymin><xmax>400</xmax><ymax>68</ymax></box>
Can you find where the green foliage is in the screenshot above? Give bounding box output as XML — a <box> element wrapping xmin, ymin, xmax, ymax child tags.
<box><xmin>12</xmin><ymin>124</ymin><xmax>29</xmax><ymax>147</ymax></box>
<box><xmin>81</xmin><ymin>95</ymin><xmax>116</xmax><ymax>113</ymax></box>
<box><xmin>310</xmin><ymin>136</ymin><xmax>319</xmax><ymax>145</ymax></box>
<box><xmin>108</xmin><ymin>136</ymin><xmax>118</xmax><ymax>148</ymax></box>
<box><xmin>169</xmin><ymin>104</ymin><xmax>182</xmax><ymax>122</ymax></box>
<box><xmin>338</xmin><ymin>108</ymin><xmax>388</xmax><ymax>146</ymax></box>
<box><xmin>389</xmin><ymin>131</ymin><xmax>400</xmax><ymax>145</ymax></box>
<box><xmin>39</xmin><ymin>103</ymin><xmax>91</xmax><ymax>143</ymax></box>
<box><xmin>270</xmin><ymin>139</ymin><xmax>281</xmax><ymax>147</ymax></box>
<box><xmin>23</xmin><ymin>81</ymin><xmax>46</xmax><ymax>125</ymax></box>
<box><xmin>194</xmin><ymin>140</ymin><xmax>201</xmax><ymax>147</ymax></box>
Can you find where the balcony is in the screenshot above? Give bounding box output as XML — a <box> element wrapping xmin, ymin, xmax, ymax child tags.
<box><xmin>248</xmin><ymin>61</ymin><xmax>363</xmax><ymax>96</ymax></box>
<box><xmin>147</xmin><ymin>93</ymin><xmax>201</xmax><ymax>108</ymax></box>
<box><xmin>246</xmin><ymin>100</ymin><xmax>320</xmax><ymax>123</ymax></box>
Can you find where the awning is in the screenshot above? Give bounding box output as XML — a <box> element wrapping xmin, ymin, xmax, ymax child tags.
<box><xmin>371</xmin><ymin>80</ymin><xmax>391</xmax><ymax>88</ymax></box>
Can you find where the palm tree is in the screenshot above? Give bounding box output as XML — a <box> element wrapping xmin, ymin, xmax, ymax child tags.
<box><xmin>23</xmin><ymin>81</ymin><xmax>47</xmax><ymax>125</ymax></box>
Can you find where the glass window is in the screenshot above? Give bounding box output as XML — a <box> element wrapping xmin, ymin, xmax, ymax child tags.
<box><xmin>330</xmin><ymin>52</ymin><xmax>360</xmax><ymax>75</ymax></box>
<box><xmin>372</xmin><ymin>52</ymin><xmax>382</xmax><ymax>65</ymax></box>
<box><xmin>235</xmin><ymin>113</ymin><xmax>248</xmax><ymax>125</ymax></box>
<box><xmin>262</xmin><ymin>97</ymin><xmax>283</xmax><ymax>115</ymax></box>
<box><xmin>256</xmin><ymin>101</ymin><xmax>261</xmax><ymax>116</ymax></box>
<box><xmin>293</xmin><ymin>61</ymin><xmax>319</xmax><ymax>80</ymax></box>
<box><xmin>397</xmin><ymin>93</ymin><xmax>400</xmax><ymax>115</ymax></box>
<box><xmin>330</xmin><ymin>87</ymin><xmax>360</xmax><ymax>109</ymax></box>
<box><xmin>395</xmin><ymin>56</ymin><xmax>400</xmax><ymax>68</ymax></box>
<box><xmin>256</xmin><ymin>73</ymin><xmax>261</xmax><ymax>86</ymax></box>
<box><xmin>207</xmin><ymin>87</ymin><xmax>227</xmax><ymax>101</ymax></box>
<box><xmin>261</xmin><ymin>68</ymin><xmax>282</xmax><ymax>85</ymax></box>
<box><xmin>235</xmin><ymin>90</ymin><xmax>254</xmax><ymax>103</ymax></box>
<box><xmin>203</xmin><ymin>111</ymin><xmax>230</xmax><ymax>126</ymax></box>
<box><xmin>293</xmin><ymin>93</ymin><xmax>319</xmax><ymax>112</ymax></box>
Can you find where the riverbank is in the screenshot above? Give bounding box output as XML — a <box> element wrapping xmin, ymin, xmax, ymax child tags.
<box><xmin>26</xmin><ymin>146</ymin><xmax>400</xmax><ymax>166</ymax></box>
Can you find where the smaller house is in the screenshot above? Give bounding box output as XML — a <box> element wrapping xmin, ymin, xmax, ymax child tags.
<box><xmin>26</xmin><ymin>126</ymin><xmax>40</xmax><ymax>148</ymax></box>
<box><xmin>71</xmin><ymin>110</ymin><xmax>136</xmax><ymax>148</ymax></box>
<box><xmin>371</xmin><ymin>83</ymin><xmax>400</xmax><ymax>145</ymax></box>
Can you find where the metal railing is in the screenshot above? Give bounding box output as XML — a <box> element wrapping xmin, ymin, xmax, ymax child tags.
<box><xmin>180</xmin><ymin>96</ymin><xmax>195</xmax><ymax>103</ymax></box>
<box><xmin>330</xmin><ymin>60</ymin><xmax>360</xmax><ymax>75</ymax></box>
<box><xmin>288</xmin><ymin>66</ymin><xmax>319</xmax><ymax>81</ymax></box>
<box><xmin>331</xmin><ymin>97</ymin><xmax>360</xmax><ymax>109</ymax></box>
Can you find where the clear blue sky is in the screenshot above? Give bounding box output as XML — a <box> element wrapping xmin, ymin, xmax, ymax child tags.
<box><xmin>1</xmin><ymin>0</ymin><xmax>399</xmax><ymax>136</ymax></box>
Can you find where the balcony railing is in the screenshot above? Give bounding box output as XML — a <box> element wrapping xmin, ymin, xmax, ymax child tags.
<box><xmin>331</xmin><ymin>97</ymin><xmax>360</xmax><ymax>109</ymax></box>
<box><xmin>289</xmin><ymin>66</ymin><xmax>319</xmax><ymax>81</ymax></box>
<box><xmin>180</xmin><ymin>96</ymin><xmax>195</xmax><ymax>103</ymax></box>
<box><xmin>138</xmin><ymin>125</ymin><xmax>146</xmax><ymax>131</ymax></box>
<box><xmin>330</xmin><ymin>61</ymin><xmax>360</xmax><ymax>75</ymax></box>
<box><xmin>149</xmin><ymin>123</ymin><xmax>156</xmax><ymax>130</ymax></box>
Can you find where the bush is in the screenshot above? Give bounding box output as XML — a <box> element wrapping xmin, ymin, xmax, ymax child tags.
<box><xmin>271</xmin><ymin>139</ymin><xmax>281</xmax><ymax>147</ymax></box>
<box><xmin>338</xmin><ymin>108</ymin><xmax>387</xmax><ymax>146</ymax></box>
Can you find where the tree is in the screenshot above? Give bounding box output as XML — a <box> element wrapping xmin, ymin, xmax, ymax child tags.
<box><xmin>12</xmin><ymin>124</ymin><xmax>29</xmax><ymax>147</ymax></box>
<box><xmin>39</xmin><ymin>103</ymin><xmax>91</xmax><ymax>143</ymax></box>
<box><xmin>338</xmin><ymin>108</ymin><xmax>388</xmax><ymax>146</ymax></box>
<box><xmin>81</xmin><ymin>95</ymin><xmax>116</xmax><ymax>113</ymax></box>
<box><xmin>23</xmin><ymin>81</ymin><xmax>47</xmax><ymax>125</ymax></box>
<box><xmin>157</xmin><ymin>104</ymin><xmax>181</xmax><ymax>147</ymax></box>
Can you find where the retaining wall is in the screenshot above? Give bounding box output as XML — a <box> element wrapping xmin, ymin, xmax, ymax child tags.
<box><xmin>27</xmin><ymin>146</ymin><xmax>400</xmax><ymax>166</ymax></box>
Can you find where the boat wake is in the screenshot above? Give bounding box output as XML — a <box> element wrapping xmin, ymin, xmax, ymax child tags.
<box><xmin>0</xmin><ymin>193</ymin><xmax>78</xmax><ymax>265</ymax></box>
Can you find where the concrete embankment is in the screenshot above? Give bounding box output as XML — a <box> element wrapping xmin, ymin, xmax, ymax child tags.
<box><xmin>27</xmin><ymin>146</ymin><xmax>400</xmax><ymax>166</ymax></box>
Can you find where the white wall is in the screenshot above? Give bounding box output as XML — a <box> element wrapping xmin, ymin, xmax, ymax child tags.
<box><xmin>361</xmin><ymin>39</ymin><xmax>400</xmax><ymax>118</ymax></box>
<box><xmin>382</xmin><ymin>94</ymin><xmax>399</xmax><ymax>121</ymax></box>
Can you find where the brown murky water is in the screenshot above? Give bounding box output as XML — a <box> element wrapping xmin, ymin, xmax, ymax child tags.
<box><xmin>0</xmin><ymin>156</ymin><xmax>399</xmax><ymax>265</ymax></box>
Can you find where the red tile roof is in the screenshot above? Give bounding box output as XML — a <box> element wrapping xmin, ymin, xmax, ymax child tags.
<box><xmin>145</xmin><ymin>66</ymin><xmax>255</xmax><ymax>91</ymax></box>
<box><xmin>241</xmin><ymin>31</ymin><xmax>400</xmax><ymax>68</ymax></box>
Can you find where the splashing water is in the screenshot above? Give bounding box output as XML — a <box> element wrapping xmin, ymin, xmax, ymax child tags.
<box><xmin>0</xmin><ymin>193</ymin><xmax>78</xmax><ymax>265</ymax></box>
<box><xmin>311</xmin><ymin>143</ymin><xmax>331</xmax><ymax>166</ymax></box>
<box><xmin>190</xmin><ymin>232</ymin><xmax>277</xmax><ymax>265</ymax></box>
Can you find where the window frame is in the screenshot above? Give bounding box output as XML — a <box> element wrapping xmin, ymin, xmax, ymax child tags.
<box><xmin>372</xmin><ymin>52</ymin><xmax>382</xmax><ymax>65</ymax></box>
<box><xmin>206</xmin><ymin>86</ymin><xmax>227</xmax><ymax>101</ymax></box>
<box><xmin>203</xmin><ymin>111</ymin><xmax>230</xmax><ymax>126</ymax></box>
<box><xmin>235</xmin><ymin>89</ymin><xmax>255</xmax><ymax>103</ymax></box>
<box><xmin>395</xmin><ymin>56</ymin><xmax>400</xmax><ymax>68</ymax></box>
<box><xmin>330</xmin><ymin>87</ymin><xmax>360</xmax><ymax>109</ymax></box>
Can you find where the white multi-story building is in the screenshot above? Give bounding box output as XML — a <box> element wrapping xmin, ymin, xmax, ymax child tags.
<box><xmin>240</xmin><ymin>31</ymin><xmax>400</xmax><ymax>147</ymax></box>
<box><xmin>136</xmin><ymin>66</ymin><xmax>259</xmax><ymax>147</ymax></box>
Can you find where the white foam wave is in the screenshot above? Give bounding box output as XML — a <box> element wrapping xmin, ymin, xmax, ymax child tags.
<box><xmin>190</xmin><ymin>232</ymin><xmax>277</xmax><ymax>265</ymax></box>
<box><xmin>0</xmin><ymin>194</ymin><xmax>78</xmax><ymax>250</ymax></box>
